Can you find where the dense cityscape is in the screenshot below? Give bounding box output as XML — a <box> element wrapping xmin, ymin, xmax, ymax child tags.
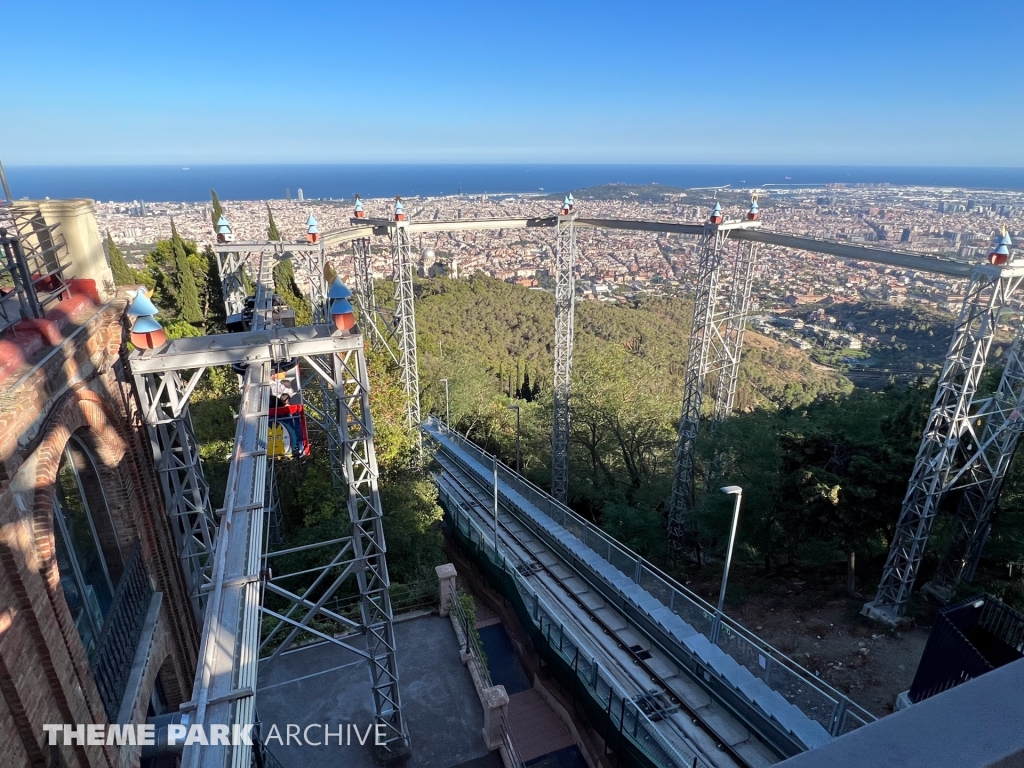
<box><xmin>98</xmin><ymin>183</ymin><xmax>1024</xmax><ymax>373</ymax></box>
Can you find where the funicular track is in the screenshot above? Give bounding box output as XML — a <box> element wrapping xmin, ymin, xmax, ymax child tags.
<box><xmin>432</xmin><ymin>444</ymin><xmax>779</xmax><ymax>768</ymax></box>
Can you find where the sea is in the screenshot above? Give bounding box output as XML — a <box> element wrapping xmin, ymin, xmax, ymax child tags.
<box><xmin>5</xmin><ymin>164</ymin><xmax>1024</xmax><ymax>203</ymax></box>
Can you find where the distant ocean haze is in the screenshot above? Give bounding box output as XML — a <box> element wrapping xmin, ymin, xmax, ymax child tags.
<box><xmin>6</xmin><ymin>164</ymin><xmax>1024</xmax><ymax>203</ymax></box>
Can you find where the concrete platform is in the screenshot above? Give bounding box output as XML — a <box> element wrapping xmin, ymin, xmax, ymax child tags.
<box><xmin>257</xmin><ymin>615</ymin><xmax>488</xmax><ymax>768</ymax></box>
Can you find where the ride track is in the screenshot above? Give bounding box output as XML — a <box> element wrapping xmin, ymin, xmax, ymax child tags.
<box><xmin>432</xmin><ymin>440</ymin><xmax>788</xmax><ymax>768</ymax></box>
<box><xmin>320</xmin><ymin>215</ymin><xmax>976</xmax><ymax>277</ymax></box>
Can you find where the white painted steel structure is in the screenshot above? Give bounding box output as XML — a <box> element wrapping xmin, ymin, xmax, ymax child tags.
<box><xmin>130</xmin><ymin>242</ymin><xmax>408</xmax><ymax>768</ymax></box>
<box><xmin>320</xmin><ymin>211</ymin><xmax>1015</xmax><ymax>620</ymax></box>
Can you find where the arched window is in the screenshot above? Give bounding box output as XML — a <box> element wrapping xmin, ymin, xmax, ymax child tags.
<box><xmin>53</xmin><ymin>435</ymin><xmax>124</xmax><ymax>655</ymax></box>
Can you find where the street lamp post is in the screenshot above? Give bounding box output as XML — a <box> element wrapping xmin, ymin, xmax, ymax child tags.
<box><xmin>712</xmin><ymin>485</ymin><xmax>743</xmax><ymax>645</ymax></box>
<box><xmin>440</xmin><ymin>378</ymin><xmax>450</xmax><ymax>428</ymax></box>
<box><xmin>507</xmin><ymin>404</ymin><xmax>521</xmax><ymax>475</ymax></box>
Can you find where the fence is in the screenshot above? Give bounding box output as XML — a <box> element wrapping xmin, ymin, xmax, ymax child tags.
<box><xmin>440</xmin><ymin>480</ymin><xmax>712</xmax><ymax>768</ymax></box>
<box><xmin>909</xmin><ymin>595</ymin><xmax>1024</xmax><ymax>703</ymax></box>
<box><xmin>429</xmin><ymin>418</ymin><xmax>874</xmax><ymax>740</ymax></box>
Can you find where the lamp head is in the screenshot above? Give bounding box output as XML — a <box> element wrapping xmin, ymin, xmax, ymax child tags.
<box><xmin>720</xmin><ymin>485</ymin><xmax>742</xmax><ymax>495</ymax></box>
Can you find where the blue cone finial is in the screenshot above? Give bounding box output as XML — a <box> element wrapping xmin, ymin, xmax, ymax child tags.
<box><xmin>131</xmin><ymin>315</ymin><xmax>163</xmax><ymax>333</ymax></box>
<box><xmin>127</xmin><ymin>290</ymin><xmax>160</xmax><ymax>317</ymax></box>
<box><xmin>328</xmin><ymin>276</ymin><xmax>353</xmax><ymax>300</ymax></box>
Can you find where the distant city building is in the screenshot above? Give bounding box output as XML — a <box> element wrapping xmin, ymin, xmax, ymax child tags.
<box><xmin>901</xmin><ymin>228</ymin><xmax>913</xmax><ymax>243</ymax></box>
<box><xmin>298</xmin><ymin>188</ymin><xmax>304</xmax><ymax>202</ymax></box>
<box><xmin>286</xmin><ymin>188</ymin><xmax>291</xmax><ymax>200</ymax></box>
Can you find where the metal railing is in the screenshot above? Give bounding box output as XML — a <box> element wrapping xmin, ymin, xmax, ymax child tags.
<box><xmin>0</xmin><ymin>206</ymin><xmax>71</xmax><ymax>334</ymax></box>
<box><xmin>440</xmin><ymin>483</ymin><xmax>711</xmax><ymax>768</ymax></box>
<box><xmin>89</xmin><ymin>542</ymin><xmax>154</xmax><ymax>721</ymax></box>
<box><xmin>429</xmin><ymin>418</ymin><xmax>874</xmax><ymax>738</ymax></box>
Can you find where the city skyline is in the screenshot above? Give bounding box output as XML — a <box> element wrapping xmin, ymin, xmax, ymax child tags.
<box><xmin>5</xmin><ymin>0</ymin><xmax>1023</xmax><ymax>166</ymax></box>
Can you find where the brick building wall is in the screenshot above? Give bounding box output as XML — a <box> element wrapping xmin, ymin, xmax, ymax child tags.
<box><xmin>0</xmin><ymin>287</ymin><xmax>199</xmax><ymax>768</ymax></box>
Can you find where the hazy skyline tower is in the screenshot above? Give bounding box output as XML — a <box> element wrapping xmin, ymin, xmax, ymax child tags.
<box><xmin>298</xmin><ymin>188</ymin><xmax>304</xmax><ymax>202</ymax></box>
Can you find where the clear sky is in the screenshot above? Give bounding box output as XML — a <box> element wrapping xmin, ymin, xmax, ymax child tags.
<box><xmin>6</xmin><ymin>0</ymin><xmax>1021</xmax><ymax>166</ymax></box>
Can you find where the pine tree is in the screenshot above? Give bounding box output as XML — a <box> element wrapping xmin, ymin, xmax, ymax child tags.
<box><xmin>211</xmin><ymin>189</ymin><xmax>224</xmax><ymax>228</ymax></box>
<box><xmin>203</xmin><ymin>245</ymin><xmax>226</xmax><ymax>328</ymax></box>
<box><xmin>171</xmin><ymin>219</ymin><xmax>203</xmax><ymax>324</ymax></box>
<box><xmin>267</xmin><ymin>205</ymin><xmax>281</xmax><ymax>241</ymax></box>
<box><xmin>106</xmin><ymin>231</ymin><xmax>139</xmax><ymax>286</ymax></box>
<box><xmin>521</xmin><ymin>366</ymin><xmax>532</xmax><ymax>402</ymax></box>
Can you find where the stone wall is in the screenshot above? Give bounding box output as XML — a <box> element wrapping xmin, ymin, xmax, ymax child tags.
<box><xmin>0</xmin><ymin>290</ymin><xmax>198</xmax><ymax>768</ymax></box>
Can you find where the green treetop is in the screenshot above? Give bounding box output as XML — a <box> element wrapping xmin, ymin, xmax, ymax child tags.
<box><xmin>170</xmin><ymin>219</ymin><xmax>203</xmax><ymax>324</ymax></box>
<box><xmin>267</xmin><ymin>205</ymin><xmax>281</xmax><ymax>241</ymax></box>
<box><xmin>106</xmin><ymin>231</ymin><xmax>140</xmax><ymax>286</ymax></box>
<box><xmin>211</xmin><ymin>189</ymin><xmax>224</xmax><ymax>229</ymax></box>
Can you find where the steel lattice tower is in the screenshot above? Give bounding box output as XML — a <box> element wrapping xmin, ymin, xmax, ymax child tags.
<box><xmin>131</xmin><ymin>237</ymin><xmax>410</xmax><ymax>767</ymax></box>
<box><xmin>133</xmin><ymin>369</ymin><xmax>217</xmax><ymax>617</ymax></box>
<box><xmin>711</xmin><ymin>240</ymin><xmax>759</xmax><ymax>422</ymax></box>
<box><xmin>926</xmin><ymin>332</ymin><xmax>1024</xmax><ymax>600</ymax></box>
<box><xmin>667</xmin><ymin>224</ymin><xmax>731</xmax><ymax>552</ymax></box>
<box><xmin>551</xmin><ymin>207</ymin><xmax>577</xmax><ymax>503</ymax></box>
<box><xmin>391</xmin><ymin>220</ymin><xmax>421</xmax><ymax>428</ymax></box>
<box><xmin>864</xmin><ymin>261</ymin><xmax>1024</xmax><ymax>624</ymax></box>
<box><xmin>353</xmin><ymin>236</ymin><xmax>376</xmax><ymax>324</ymax></box>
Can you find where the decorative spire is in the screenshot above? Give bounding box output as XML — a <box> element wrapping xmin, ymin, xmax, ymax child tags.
<box><xmin>216</xmin><ymin>215</ymin><xmax>234</xmax><ymax>243</ymax></box>
<box><xmin>127</xmin><ymin>289</ymin><xmax>159</xmax><ymax>317</ymax></box>
<box><xmin>306</xmin><ymin>214</ymin><xmax>320</xmax><ymax>243</ymax></box>
<box><xmin>989</xmin><ymin>228</ymin><xmax>1012</xmax><ymax>266</ymax></box>
<box><xmin>328</xmin><ymin>276</ymin><xmax>356</xmax><ymax>332</ymax></box>
<box><xmin>128</xmin><ymin>289</ymin><xmax>166</xmax><ymax>349</ymax></box>
<box><xmin>747</xmin><ymin>195</ymin><xmax>760</xmax><ymax>221</ymax></box>
<box><xmin>354</xmin><ymin>196</ymin><xmax>364</xmax><ymax>218</ymax></box>
<box><xmin>710</xmin><ymin>201</ymin><xmax>723</xmax><ymax>224</ymax></box>
<box><xmin>394</xmin><ymin>198</ymin><xmax>405</xmax><ymax>221</ymax></box>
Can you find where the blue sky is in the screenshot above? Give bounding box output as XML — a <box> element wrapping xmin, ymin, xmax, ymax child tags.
<box><xmin>6</xmin><ymin>0</ymin><xmax>1022</xmax><ymax>166</ymax></box>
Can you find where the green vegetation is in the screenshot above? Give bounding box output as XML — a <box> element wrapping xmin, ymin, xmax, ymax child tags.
<box><xmin>267</xmin><ymin>205</ymin><xmax>281</xmax><ymax>241</ymax></box>
<box><xmin>106</xmin><ymin>232</ymin><xmax>141</xmax><ymax>286</ymax></box>
<box><xmin>210</xmin><ymin>189</ymin><xmax>224</xmax><ymax>227</ymax></box>
<box><xmin>142</xmin><ymin>228</ymin><xmax>224</xmax><ymax>334</ymax></box>
<box><xmin>415</xmin><ymin>274</ymin><xmax>1024</xmax><ymax>607</ymax></box>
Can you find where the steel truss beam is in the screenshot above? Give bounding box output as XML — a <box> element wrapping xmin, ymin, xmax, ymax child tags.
<box><xmin>551</xmin><ymin>211</ymin><xmax>577</xmax><ymax>504</ymax></box>
<box><xmin>350</xmin><ymin>235</ymin><xmax>399</xmax><ymax>358</ymax></box>
<box><xmin>132</xmin><ymin>245</ymin><xmax>408</xmax><ymax>767</ymax></box>
<box><xmin>864</xmin><ymin>264</ymin><xmax>1024</xmax><ymax>623</ymax></box>
<box><xmin>215</xmin><ymin>241</ymin><xmax>325</xmax><ymax>326</ymax></box>
<box><xmin>710</xmin><ymin>240</ymin><xmax>759</xmax><ymax>423</ymax></box>
<box><xmin>133</xmin><ymin>367</ymin><xmax>217</xmax><ymax>616</ymax></box>
<box><xmin>925</xmin><ymin>331</ymin><xmax>1024</xmax><ymax>600</ymax></box>
<box><xmin>667</xmin><ymin>224</ymin><xmax>731</xmax><ymax>554</ymax></box>
<box><xmin>391</xmin><ymin>222</ymin><xmax>421</xmax><ymax>429</ymax></box>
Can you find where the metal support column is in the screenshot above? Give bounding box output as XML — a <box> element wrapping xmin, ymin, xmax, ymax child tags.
<box><xmin>391</xmin><ymin>222</ymin><xmax>421</xmax><ymax>428</ymax></box>
<box><xmin>551</xmin><ymin>210</ymin><xmax>577</xmax><ymax>504</ymax></box>
<box><xmin>215</xmin><ymin>249</ymin><xmax>250</xmax><ymax>326</ymax></box>
<box><xmin>353</xmin><ymin>236</ymin><xmax>376</xmax><ymax>322</ymax></box>
<box><xmin>864</xmin><ymin>263</ymin><xmax>1024</xmax><ymax>623</ymax></box>
<box><xmin>711</xmin><ymin>240</ymin><xmax>758</xmax><ymax>422</ymax></box>
<box><xmin>133</xmin><ymin>367</ymin><xmax>217</xmax><ymax>617</ymax></box>
<box><xmin>667</xmin><ymin>224</ymin><xmax>730</xmax><ymax>554</ymax></box>
<box><xmin>926</xmin><ymin>331</ymin><xmax>1024</xmax><ymax>600</ymax></box>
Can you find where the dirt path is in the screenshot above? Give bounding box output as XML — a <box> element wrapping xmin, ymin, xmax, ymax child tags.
<box><xmin>681</xmin><ymin>566</ymin><xmax>932</xmax><ymax>717</ymax></box>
